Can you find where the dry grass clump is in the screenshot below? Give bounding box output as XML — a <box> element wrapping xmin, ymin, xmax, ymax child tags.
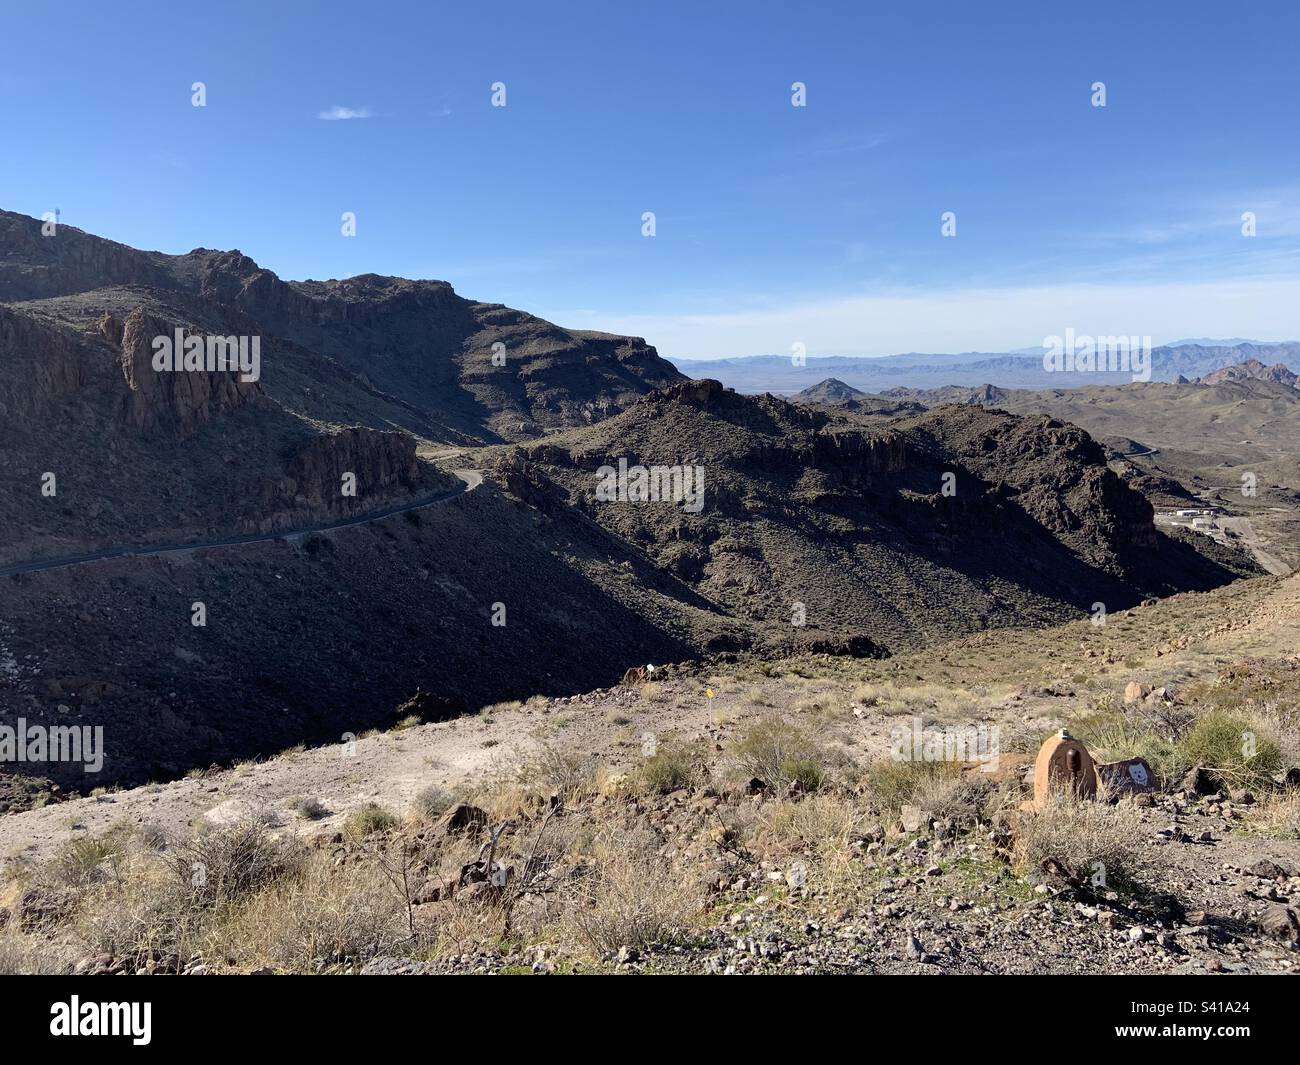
<box><xmin>863</xmin><ymin>758</ymin><xmax>959</xmax><ymax>811</ymax></box>
<box><xmin>907</xmin><ymin>768</ymin><xmax>998</xmax><ymax>825</ymax></box>
<box><xmin>0</xmin><ymin>929</ymin><xmax>76</xmax><ymax>975</ymax></box>
<box><xmin>754</xmin><ymin>793</ymin><xmax>868</xmax><ymax>856</ymax></box>
<box><xmin>850</xmin><ymin>680</ymin><xmax>1003</xmax><ymax>720</ymax></box>
<box><xmin>173</xmin><ymin>821</ymin><xmax>304</xmax><ymax>906</ymax></box>
<box><xmin>730</xmin><ymin>715</ymin><xmax>827</xmax><ymax>791</ymax></box>
<box><xmin>292</xmin><ymin>796</ymin><xmax>329</xmax><ymax>821</ymax></box>
<box><xmin>561</xmin><ymin>828</ymin><xmax>702</xmax><ymax>955</ymax></box>
<box><xmin>1242</xmin><ymin>788</ymin><xmax>1300</xmax><ymax>840</ymax></box>
<box><xmin>216</xmin><ymin>855</ymin><xmax>409</xmax><ymax>971</ymax></box>
<box><xmin>410</xmin><ymin>784</ymin><xmax>456</xmax><ymax>821</ymax></box>
<box><xmin>72</xmin><ymin>820</ymin><xmax>308</xmax><ymax>962</ymax></box>
<box><xmin>1013</xmin><ymin>792</ymin><xmax>1158</xmax><ymax>891</ymax></box>
<box><xmin>76</xmin><ymin>857</ymin><xmax>208</xmax><ymax>960</ymax></box>
<box><xmin>465</xmin><ymin>744</ymin><xmax>602</xmax><ymax>822</ymax></box>
<box><xmin>751</xmin><ymin>792</ymin><xmax>874</xmax><ymax>894</ymax></box>
<box><xmin>1067</xmin><ymin>699</ymin><xmax>1186</xmax><ymax>785</ymax></box>
<box><xmin>49</xmin><ymin>831</ymin><xmax>131</xmax><ymax>889</ymax></box>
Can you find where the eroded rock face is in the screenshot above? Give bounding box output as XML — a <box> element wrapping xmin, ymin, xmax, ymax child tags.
<box><xmin>904</xmin><ymin>406</ymin><xmax>1159</xmax><ymax>563</ymax></box>
<box><xmin>0</xmin><ymin>307</ymin><xmax>89</xmax><ymax>418</ymax></box>
<box><xmin>0</xmin><ymin>211</ymin><xmax>170</xmax><ymax>301</ymax></box>
<box><xmin>117</xmin><ymin>307</ymin><xmax>262</xmax><ymax>433</ymax></box>
<box><xmin>281</xmin><ymin>427</ymin><xmax>420</xmax><ymax>508</ymax></box>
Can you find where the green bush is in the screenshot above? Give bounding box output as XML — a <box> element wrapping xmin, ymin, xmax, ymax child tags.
<box><xmin>343</xmin><ymin>803</ymin><xmax>400</xmax><ymax>839</ymax></box>
<box><xmin>862</xmin><ymin>758</ymin><xmax>962</xmax><ymax>812</ymax></box>
<box><xmin>1177</xmin><ymin>712</ymin><xmax>1283</xmax><ymax>789</ymax></box>
<box><xmin>731</xmin><ymin>716</ymin><xmax>826</xmax><ymax>791</ymax></box>
<box><xmin>640</xmin><ymin>742</ymin><xmax>701</xmax><ymax>794</ymax></box>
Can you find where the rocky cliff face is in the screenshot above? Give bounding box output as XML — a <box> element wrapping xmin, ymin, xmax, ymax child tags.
<box><xmin>280</xmin><ymin>427</ymin><xmax>422</xmax><ymax>509</ymax></box>
<box><xmin>0</xmin><ymin>211</ymin><xmax>170</xmax><ymax>301</ymax></box>
<box><xmin>114</xmin><ymin>308</ymin><xmax>262</xmax><ymax>432</ymax></box>
<box><xmin>901</xmin><ymin>406</ymin><xmax>1159</xmax><ymax>562</ymax></box>
<box><xmin>0</xmin><ymin>209</ymin><xmax>685</xmax><ymax>444</ymax></box>
<box><xmin>0</xmin><ymin>306</ymin><xmax>91</xmax><ymax>418</ymax></box>
<box><xmin>508</xmin><ymin>383</ymin><xmax>1246</xmax><ymax>646</ymax></box>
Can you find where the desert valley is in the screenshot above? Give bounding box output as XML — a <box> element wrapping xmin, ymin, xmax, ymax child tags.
<box><xmin>0</xmin><ymin>211</ymin><xmax>1298</xmax><ymax>980</ymax></box>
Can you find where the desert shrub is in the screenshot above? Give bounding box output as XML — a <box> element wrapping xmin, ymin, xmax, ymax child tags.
<box><xmin>49</xmin><ymin>833</ymin><xmax>128</xmax><ymax>889</ymax></box>
<box><xmin>293</xmin><ymin>797</ymin><xmax>329</xmax><ymax>821</ymax></box>
<box><xmin>639</xmin><ymin>740</ymin><xmax>702</xmax><ymax>794</ymax></box>
<box><xmin>908</xmin><ymin>768</ymin><xmax>997</xmax><ymax>825</ymax></box>
<box><xmin>1242</xmin><ymin>788</ymin><xmax>1300</xmax><ymax>839</ymax></box>
<box><xmin>135</xmin><ymin>822</ymin><xmax>170</xmax><ymax>851</ymax></box>
<box><xmin>515</xmin><ymin>745</ymin><xmax>600</xmax><ymax>802</ymax></box>
<box><xmin>410</xmin><ymin>785</ymin><xmax>455</xmax><ymax>821</ymax></box>
<box><xmin>215</xmin><ymin>856</ymin><xmax>409</xmax><ymax>971</ymax></box>
<box><xmin>731</xmin><ymin>715</ymin><xmax>826</xmax><ymax>791</ymax></box>
<box><xmin>1069</xmin><ymin>705</ymin><xmax>1183</xmax><ymax>785</ymax></box>
<box><xmin>561</xmin><ymin>830</ymin><xmax>700</xmax><ymax>954</ymax></box>
<box><xmin>752</xmin><ymin>793</ymin><xmax>874</xmax><ymax>893</ymax></box>
<box><xmin>863</xmin><ymin>758</ymin><xmax>962</xmax><ymax>813</ymax></box>
<box><xmin>1013</xmin><ymin>792</ymin><xmax>1158</xmax><ymax>892</ymax></box>
<box><xmin>172</xmin><ymin>821</ymin><xmax>303</xmax><ymax>907</ymax></box>
<box><xmin>392</xmin><ymin>714</ymin><xmax>421</xmax><ymax>732</ymax></box>
<box><xmin>343</xmin><ymin>804</ymin><xmax>400</xmax><ymax>840</ymax></box>
<box><xmin>77</xmin><ymin>860</ymin><xmax>209</xmax><ymax>960</ymax></box>
<box><xmin>1176</xmin><ymin>711</ymin><xmax>1283</xmax><ymax>789</ymax></box>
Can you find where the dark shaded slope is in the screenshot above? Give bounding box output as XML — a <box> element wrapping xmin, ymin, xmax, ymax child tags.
<box><xmin>513</xmin><ymin>381</ymin><xmax>1252</xmax><ymax>649</ymax></box>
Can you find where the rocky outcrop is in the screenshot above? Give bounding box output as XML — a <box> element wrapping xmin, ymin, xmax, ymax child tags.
<box><xmin>1196</xmin><ymin>359</ymin><xmax>1298</xmax><ymax>387</ymax></box>
<box><xmin>0</xmin><ymin>306</ymin><xmax>89</xmax><ymax>418</ymax></box>
<box><xmin>903</xmin><ymin>406</ymin><xmax>1158</xmax><ymax>562</ymax></box>
<box><xmin>0</xmin><ymin>210</ymin><xmax>170</xmax><ymax>301</ymax></box>
<box><xmin>492</xmin><ymin>452</ymin><xmax>570</xmax><ymax>513</ymax></box>
<box><xmin>116</xmin><ymin>308</ymin><xmax>261</xmax><ymax>432</ymax></box>
<box><xmin>2</xmin><ymin>210</ymin><xmax>684</xmax><ymax>443</ymax></box>
<box><xmin>280</xmin><ymin>427</ymin><xmax>421</xmax><ymax>508</ymax></box>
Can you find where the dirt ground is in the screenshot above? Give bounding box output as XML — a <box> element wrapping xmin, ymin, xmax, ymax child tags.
<box><xmin>3</xmin><ymin>571</ymin><xmax>1297</xmax><ymax>870</ymax></box>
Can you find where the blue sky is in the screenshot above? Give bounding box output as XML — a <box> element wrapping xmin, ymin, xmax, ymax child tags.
<box><xmin>2</xmin><ymin>0</ymin><xmax>1298</xmax><ymax>356</ymax></box>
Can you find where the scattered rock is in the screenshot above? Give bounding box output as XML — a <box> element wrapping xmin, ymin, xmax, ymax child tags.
<box><xmin>1250</xmin><ymin>859</ymin><xmax>1292</xmax><ymax>881</ymax></box>
<box><xmin>1258</xmin><ymin>904</ymin><xmax>1300</xmax><ymax>944</ymax></box>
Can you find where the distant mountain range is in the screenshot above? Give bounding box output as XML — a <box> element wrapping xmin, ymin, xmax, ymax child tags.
<box><xmin>672</xmin><ymin>341</ymin><xmax>1300</xmax><ymax>394</ymax></box>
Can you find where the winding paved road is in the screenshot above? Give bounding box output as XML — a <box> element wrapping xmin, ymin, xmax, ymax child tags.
<box><xmin>0</xmin><ymin>469</ymin><xmax>483</xmax><ymax>578</ymax></box>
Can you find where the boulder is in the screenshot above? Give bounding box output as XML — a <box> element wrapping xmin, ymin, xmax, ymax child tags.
<box><xmin>1181</xmin><ymin>766</ymin><xmax>1222</xmax><ymax>796</ymax></box>
<box><xmin>435</xmin><ymin>803</ymin><xmax>488</xmax><ymax>838</ymax></box>
<box><xmin>1258</xmin><ymin>904</ymin><xmax>1300</xmax><ymax>944</ymax></box>
<box><xmin>1123</xmin><ymin>682</ymin><xmax>1149</xmax><ymax>705</ymax></box>
<box><xmin>1096</xmin><ymin>757</ymin><xmax>1156</xmax><ymax>795</ymax></box>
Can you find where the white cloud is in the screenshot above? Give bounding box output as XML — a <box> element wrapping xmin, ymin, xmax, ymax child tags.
<box><xmin>560</xmin><ymin>278</ymin><xmax>1300</xmax><ymax>358</ymax></box>
<box><xmin>318</xmin><ymin>105</ymin><xmax>374</xmax><ymax>121</ymax></box>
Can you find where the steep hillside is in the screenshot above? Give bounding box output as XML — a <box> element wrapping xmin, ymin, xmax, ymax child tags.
<box><xmin>0</xmin><ymin>210</ymin><xmax>682</xmax><ymax>562</ymax></box>
<box><xmin>878</xmin><ymin>378</ymin><xmax>1300</xmax><ymax>568</ymax></box>
<box><xmin>510</xmin><ymin>380</ymin><xmax>1252</xmax><ymax>651</ymax></box>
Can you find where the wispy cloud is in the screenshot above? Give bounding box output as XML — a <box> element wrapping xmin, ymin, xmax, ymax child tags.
<box><xmin>318</xmin><ymin>105</ymin><xmax>374</xmax><ymax>121</ymax></box>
